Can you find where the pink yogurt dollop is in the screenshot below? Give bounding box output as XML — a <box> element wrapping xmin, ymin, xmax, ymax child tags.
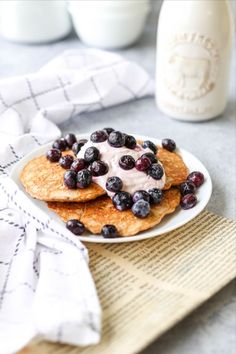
<box><xmin>77</xmin><ymin>140</ymin><xmax>166</xmax><ymax>197</ymax></box>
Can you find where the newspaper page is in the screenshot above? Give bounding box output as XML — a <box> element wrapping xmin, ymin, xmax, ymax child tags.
<box><xmin>19</xmin><ymin>210</ymin><xmax>236</xmax><ymax>354</ymax></box>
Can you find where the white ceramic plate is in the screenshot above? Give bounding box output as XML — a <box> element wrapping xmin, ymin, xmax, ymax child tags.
<box><xmin>10</xmin><ymin>134</ymin><xmax>212</xmax><ymax>243</ymax></box>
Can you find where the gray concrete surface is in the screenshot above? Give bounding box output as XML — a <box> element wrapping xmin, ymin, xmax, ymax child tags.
<box><xmin>0</xmin><ymin>1</ymin><xmax>235</xmax><ymax>353</ymax></box>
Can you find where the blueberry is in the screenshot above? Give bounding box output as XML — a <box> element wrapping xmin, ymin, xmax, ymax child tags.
<box><xmin>72</xmin><ymin>139</ymin><xmax>88</xmax><ymax>155</ymax></box>
<box><xmin>119</xmin><ymin>155</ymin><xmax>135</xmax><ymax>170</ymax></box>
<box><xmin>180</xmin><ymin>193</ymin><xmax>197</xmax><ymax>210</ymax></box>
<box><xmin>84</xmin><ymin>146</ymin><xmax>100</xmax><ymax>163</ymax></box>
<box><xmin>101</xmin><ymin>224</ymin><xmax>118</xmax><ymax>238</ymax></box>
<box><xmin>142</xmin><ymin>152</ymin><xmax>157</xmax><ymax>164</ymax></box>
<box><xmin>142</xmin><ymin>140</ymin><xmax>157</xmax><ymax>154</ymax></box>
<box><xmin>79</xmin><ymin>139</ymin><xmax>88</xmax><ymax>144</ymax></box>
<box><xmin>59</xmin><ymin>155</ymin><xmax>74</xmax><ymax>169</ymax></box>
<box><xmin>70</xmin><ymin>158</ymin><xmax>87</xmax><ymax>172</ymax></box>
<box><xmin>103</xmin><ymin>127</ymin><xmax>114</xmax><ymax>135</ymax></box>
<box><xmin>132</xmin><ymin>190</ymin><xmax>150</xmax><ymax>203</ymax></box>
<box><xmin>65</xmin><ymin>133</ymin><xmax>77</xmax><ymax>148</ymax></box>
<box><xmin>87</xmin><ymin>164</ymin><xmax>92</xmax><ymax>173</ymax></box>
<box><xmin>90</xmin><ymin>160</ymin><xmax>108</xmax><ymax>176</ymax></box>
<box><xmin>187</xmin><ymin>171</ymin><xmax>204</xmax><ymax>188</ymax></box>
<box><xmin>132</xmin><ymin>200</ymin><xmax>150</xmax><ymax>218</ymax></box>
<box><xmin>162</xmin><ymin>138</ymin><xmax>176</xmax><ymax>152</ymax></box>
<box><xmin>108</xmin><ymin>131</ymin><xmax>126</xmax><ymax>148</ymax></box>
<box><xmin>125</xmin><ymin>135</ymin><xmax>136</xmax><ymax>149</ymax></box>
<box><xmin>64</xmin><ymin>170</ymin><xmax>77</xmax><ymax>189</ymax></box>
<box><xmin>148</xmin><ymin>188</ymin><xmax>163</xmax><ymax>204</ymax></box>
<box><xmin>106</xmin><ymin>176</ymin><xmax>123</xmax><ymax>193</ymax></box>
<box><xmin>72</xmin><ymin>142</ymin><xmax>80</xmax><ymax>155</ymax></box>
<box><xmin>77</xmin><ymin>169</ymin><xmax>92</xmax><ymax>188</ymax></box>
<box><xmin>90</xmin><ymin>130</ymin><xmax>108</xmax><ymax>143</ymax></box>
<box><xmin>179</xmin><ymin>181</ymin><xmax>196</xmax><ymax>196</ymax></box>
<box><xmin>135</xmin><ymin>156</ymin><xmax>151</xmax><ymax>171</ymax></box>
<box><xmin>46</xmin><ymin>148</ymin><xmax>61</xmax><ymax>162</ymax></box>
<box><xmin>112</xmin><ymin>191</ymin><xmax>133</xmax><ymax>211</ymax></box>
<box><xmin>148</xmin><ymin>163</ymin><xmax>164</xmax><ymax>180</ymax></box>
<box><xmin>66</xmin><ymin>219</ymin><xmax>85</xmax><ymax>235</ymax></box>
<box><xmin>52</xmin><ymin>138</ymin><xmax>67</xmax><ymax>151</ymax></box>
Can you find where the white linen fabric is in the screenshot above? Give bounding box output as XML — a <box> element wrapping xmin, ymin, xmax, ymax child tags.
<box><xmin>0</xmin><ymin>49</ymin><xmax>154</xmax><ymax>354</ymax></box>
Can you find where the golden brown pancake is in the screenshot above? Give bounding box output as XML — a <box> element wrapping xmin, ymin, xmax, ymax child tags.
<box><xmin>47</xmin><ymin>189</ymin><xmax>180</xmax><ymax>237</ymax></box>
<box><xmin>20</xmin><ymin>152</ymin><xmax>105</xmax><ymax>203</ymax></box>
<box><xmin>157</xmin><ymin>147</ymin><xmax>188</xmax><ymax>189</ymax></box>
<box><xmin>20</xmin><ymin>141</ymin><xmax>188</xmax><ymax>203</ymax></box>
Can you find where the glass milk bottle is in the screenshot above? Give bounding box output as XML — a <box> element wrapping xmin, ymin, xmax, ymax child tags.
<box><xmin>156</xmin><ymin>0</ymin><xmax>234</xmax><ymax>121</ymax></box>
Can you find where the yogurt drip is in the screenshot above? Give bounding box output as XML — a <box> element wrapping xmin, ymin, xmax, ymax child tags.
<box><xmin>78</xmin><ymin>140</ymin><xmax>166</xmax><ymax>197</ymax></box>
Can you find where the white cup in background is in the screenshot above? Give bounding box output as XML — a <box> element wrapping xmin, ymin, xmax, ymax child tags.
<box><xmin>0</xmin><ymin>0</ymin><xmax>71</xmax><ymax>44</ymax></box>
<box><xmin>69</xmin><ymin>0</ymin><xmax>150</xmax><ymax>49</ymax></box>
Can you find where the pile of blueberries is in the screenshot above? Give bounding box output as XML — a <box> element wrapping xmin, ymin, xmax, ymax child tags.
<box><xmin>46</xmin><ymin>128</ymin><xmax>204</xmax><ymax>238</ymax></box>
<box><xmin>46</xmin><ymin>128</ymin><xmax>169</xmax><ymax>217</ymax></box>
<box><xmin>179</xmin><ymin>171</ymin><xmax>204</xmax><ymax>210</ymax></box>
<box><xmin>47</xmin><ymin>129</ymin><xmax>168</xmax><ymax>188</ymax></box>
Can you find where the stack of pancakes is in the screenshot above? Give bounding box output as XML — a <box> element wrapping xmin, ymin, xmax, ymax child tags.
<box><xmin>20</xmin><ymin>144</ymin><xmax>188</xmax><ymax>237</ymax></box>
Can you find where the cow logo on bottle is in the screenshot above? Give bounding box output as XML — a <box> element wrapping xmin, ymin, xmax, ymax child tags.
<box><xmin>165</xmin><ymin>33</ymin><xmax>220</xmax><ymax>100</ymax></box>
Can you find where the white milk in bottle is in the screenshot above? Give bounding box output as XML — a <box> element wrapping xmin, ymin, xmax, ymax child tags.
<box><xmin>156</xmin><ymin>0</ymin><xmax>234</xmax><ymax>121</ymax></box>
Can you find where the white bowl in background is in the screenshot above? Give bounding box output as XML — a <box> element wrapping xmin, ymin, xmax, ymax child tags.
<box><xmin>0</xmin><ymin>0</ymin><xmax>71</xmax><ymax>44</ymax></box>
<box><xmin>69</xmin><ymin>0</ymin><xmax>150</xmax><ymax>49</ymax></box>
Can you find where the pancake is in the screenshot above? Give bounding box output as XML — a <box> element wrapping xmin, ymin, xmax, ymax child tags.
<box><xmin>157</xmin><ymin>147</ymin><xmax>188</xmax><ymax>189</ymax></box>
<box><xmin>20</xmin><ymin>141</ymin><xmax>188</xmax><ymax>203</ymax></box>
<box><xmin>47</xmin><ymin>189</ymin><xmax>181</xmax><ymax>237</ymax></box>
<box><xmin>20</xmin><ymin>152</ymin><xmax>105</xmax><ymax>203</ymax></box>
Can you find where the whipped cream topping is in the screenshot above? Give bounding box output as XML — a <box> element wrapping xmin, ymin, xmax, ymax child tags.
<box><xmin>77</xmin><ymin>140</ymin><xmax>166</xmax><ymax>197</ymax></box>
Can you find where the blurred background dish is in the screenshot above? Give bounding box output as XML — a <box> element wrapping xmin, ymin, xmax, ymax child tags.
<box><xmin>68</xmin><ymin>0</ymin><xmax>150</xmax><ymax>49</ymax></box>
<box><xmin>0</xmin><ymin>0</ymin><xmax>71</xmax><ymax>43</ymax></box>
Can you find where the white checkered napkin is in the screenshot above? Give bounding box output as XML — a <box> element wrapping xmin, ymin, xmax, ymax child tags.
<box><xmin>0</xmin><ymin>49</ymin><xmax>153</xmax><ymax>138</ymax></box>
<box><xmin>0</xmin><ymin>49</ymin><xmax>153</xmax><ymax>353</ymax></box>
<box><xmin>0</xmin><ymin>178</ymin><xmax>101</xmax><ymax>354</ymax></box>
